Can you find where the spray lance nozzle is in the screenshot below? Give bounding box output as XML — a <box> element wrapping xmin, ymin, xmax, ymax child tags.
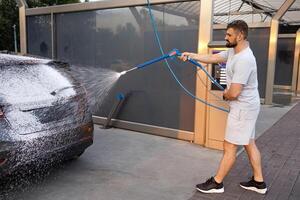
<box><xmin>168</xmin><ymin>48</ymin><xmax>181</xmax><ymax>57</ymax></box>
<box><xmin>119</xmin><ymin>49</ymin><xmax>181</xmax><ymax>76</ymax></box>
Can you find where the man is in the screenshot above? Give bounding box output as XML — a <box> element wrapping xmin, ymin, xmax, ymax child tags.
<box><xmin>179</xmin><ymin>20</ymin><xmax>267</xmax><ymax>194</ymax></box>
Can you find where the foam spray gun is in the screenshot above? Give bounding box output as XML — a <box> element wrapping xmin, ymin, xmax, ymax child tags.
<box><xmin>119</xmin><ymin>49</ymin><xmax>225</xmax><ymax>91</ymax></box>
<box><xmin>119</xmin><ymin>49</ymin><xmax>179</xmax><ymax>76</ymax></box>
<box><xmin>117</xmin><ymin>48</ymin><xmax>229</xmax><ymax>113</ymax></box>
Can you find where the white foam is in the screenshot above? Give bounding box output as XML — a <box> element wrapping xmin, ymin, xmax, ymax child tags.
<box><xmin>0</xmin><ymin>63</ymin><xmax>75</xmax><ymax>105</ymax></box>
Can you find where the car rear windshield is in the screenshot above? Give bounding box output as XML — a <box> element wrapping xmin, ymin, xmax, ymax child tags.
<box><xmin>0</xmin><ymin>62</ymin><xmax>76</xmax><ymax>105</ymax></box>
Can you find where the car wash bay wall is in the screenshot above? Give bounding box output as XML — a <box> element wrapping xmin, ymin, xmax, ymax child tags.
<box><xmin>26</xmin><ymin>1</ymin><xmax>201</xmax><ymax>141</ymax></box>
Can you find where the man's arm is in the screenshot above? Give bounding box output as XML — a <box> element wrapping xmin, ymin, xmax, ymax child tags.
<box><xmin>223</xmin><ymin>83</ymin><xmax>243</xmax><ymax>101</ymax></box>
<box><xmin>179</xmin><ymin>52</ymin><xmax>227</xmax><ymax>64</ymax></box>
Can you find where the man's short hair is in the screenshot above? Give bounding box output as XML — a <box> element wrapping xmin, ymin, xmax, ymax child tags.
<box><xmin>227</xmin><ymin>20</ymin><xmax>248</xmax><ymax>39</ymax></box>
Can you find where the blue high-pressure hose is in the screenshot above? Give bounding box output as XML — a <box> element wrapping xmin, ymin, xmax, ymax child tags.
<box><xmin>145</xmin><ymin>0</ymin><xmax>229</xmax><ymax>113</ymax></box>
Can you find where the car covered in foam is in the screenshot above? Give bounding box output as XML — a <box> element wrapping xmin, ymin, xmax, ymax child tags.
<box><xmin>0</xmin><ymin>53</ymin><xmax>94</xmax><ymax>176</ymax></box>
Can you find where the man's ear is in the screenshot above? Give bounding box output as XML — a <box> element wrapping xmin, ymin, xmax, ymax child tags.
<box><xmin>240</xmin><ymin>31</ymin><xmax>246</xmax><ymax>40</ymax></box>
<box><xmin>237</xmin><ymin>33</ymin><xmax>243</xmax><ymax>41</ymax></box>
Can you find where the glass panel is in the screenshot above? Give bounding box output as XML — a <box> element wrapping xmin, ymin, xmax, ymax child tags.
<box><xmin>275</xmin><ymin>38</ymin><xmax>295</xmax><ymax>86</ymax></box>
<box><xmin>27</xmin><ymin>15</ymin><xmax>52</xmax><ymax>58</ymax></box>
<box><xmin>54</xmin><ymin>1</ymin><xmax>200</xmax><ymax>131</ymax></box>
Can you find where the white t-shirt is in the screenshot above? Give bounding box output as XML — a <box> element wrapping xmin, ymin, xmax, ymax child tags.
<box><xmin>218</xmin><ymin>47</ymin><xmax>260</xmax><ymax>110</ymax></box>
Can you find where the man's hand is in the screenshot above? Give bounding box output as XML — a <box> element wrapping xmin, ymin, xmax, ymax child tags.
<box><xmin>223</xmin><ymin>84</ymin><xmax>243</xmax><ymax>101</ymax></box>
<box><xmin>178</xmin><ymin>52</ymin><xmax>195</xmax><ymax>62</ymax></box>
<box><xmin>223</xmin><ymin>88</ymin><xmax>228</xmax><ymax>101</ymax></box>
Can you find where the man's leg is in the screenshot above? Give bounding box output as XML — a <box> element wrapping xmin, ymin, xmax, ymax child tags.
<box><xmin>195</xmin><ymin>140</ymin><xmax>237</xmax><ymax>193</ymax></box>
<box><xmin>240</xmin><ymin>139</ymin><xmax>267</xmax><ymax>194</ymax></box>
<box><xmin>244</xmin><ymin>139</ymin><xmax>264</xmax><ymax>181</ymax></box>
<box><xmin>214</xmin><ymin>140</ymin><xmax>238</xmax><ymax>183</ymax></box>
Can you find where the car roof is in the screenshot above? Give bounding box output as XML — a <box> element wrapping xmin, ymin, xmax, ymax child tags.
<box><xmin>0</xmin><ymin>53</ymin><xmax>50</xmax><ymax>67</ymax></box>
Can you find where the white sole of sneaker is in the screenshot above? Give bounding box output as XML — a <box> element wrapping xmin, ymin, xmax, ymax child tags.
<box><xmin>240</xmin><ymin>185</ymin><xmax>267</xmax><ymax>194</ymax></box>
<box><xmin>196</xmin><ymin>187</ymin><xmax>224</xmax><ymax>194</ymax></box>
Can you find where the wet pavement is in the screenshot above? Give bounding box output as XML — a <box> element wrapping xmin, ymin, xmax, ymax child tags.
<box><xmin>190</xmin><ymin>101</ymin><xmax>300</xmax><ymax>200</ymax></box>
<box><xmin>0</xmin><ymin>98</ymin><xmax>299</xmax><ymax>200</ymax></box>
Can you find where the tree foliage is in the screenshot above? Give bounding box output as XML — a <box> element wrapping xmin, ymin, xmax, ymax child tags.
<box><xmin>27</xmin><ymin>0</ymin><xmax>80</xmax><ymax>8</ymax></box>
<box><xmin>0</xmin><ymin>0</ymin><xmax>19</xmax><ymax>51</ymax></box>
<box><xmin>0</xmin><ymin>0</ymin><xmax>80</xmax><ymax>51</ymax></box>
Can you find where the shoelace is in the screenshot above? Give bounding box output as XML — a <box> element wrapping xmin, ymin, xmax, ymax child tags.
<box><xmin>204</xmin><ymin>177</ymin><xmax>215</xmax><ymax>186</ymax></box>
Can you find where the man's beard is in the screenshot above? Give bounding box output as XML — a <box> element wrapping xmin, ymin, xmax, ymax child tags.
<box><xmin>226</xmin><ymin>40</ymin><xmax>237</xmax><ymax>48</ymax></box>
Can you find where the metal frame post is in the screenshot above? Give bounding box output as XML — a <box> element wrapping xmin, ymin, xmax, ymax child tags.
<box><xmin>193</xmin><ymin>0</ymin><xmax>214</xmax><ymax>145</ymax></box>
<box><xmin>13</xmin><ymin>24</ymin><xmax>17</xmax><ymax>53</ymax></box>
<box><xmin>265</xmin><ymin>0</ymin><xmax>295</xmax><ymax>104</ymax></box>
<box><xmin>292</xmin><ymin>29</ymin><xmax>300</xmax><ymax>95</ymax></box>
<box><xmin>17</xmin><ymin>0</ymin><xmax>28</xmax><ymax>55</ymax></box>
<box><xmin>51</xmin><ymin>12</ymin><xmax>56</xmax><ymax>59</ymax></box>
<box><xmin>25</xmin><ymin>0</ymin><xmax>194</xmax><ymax>15</ymax></box>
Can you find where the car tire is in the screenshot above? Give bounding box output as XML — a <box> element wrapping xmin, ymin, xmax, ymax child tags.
<box><xmin>70</xmin><ymin>150</ymin><xmax>85</xmax><ymax>160</ymax></box>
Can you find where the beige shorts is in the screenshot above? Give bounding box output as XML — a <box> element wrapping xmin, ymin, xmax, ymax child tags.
<box><xmin>225</xmin><ymin>107</ymin><xmax>260</xmax><ymax>145</ymax></box>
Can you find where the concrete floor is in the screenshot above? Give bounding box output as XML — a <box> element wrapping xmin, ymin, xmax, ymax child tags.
<box><xmin>256</xmin><ymin>103</ymin><xmax>296</xmax><ymax>138</ymax></box>
<box><xmin>0</xmin><ymin>103</ymin><xmax>296</xmax><ymax>200</ymax></box>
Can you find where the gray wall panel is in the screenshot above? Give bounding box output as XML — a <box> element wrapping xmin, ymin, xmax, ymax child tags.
<box><xmin>56</xmin><ymin>11</ymin><xmax>97</xmax><ymax>66</ymax></box>
<box><xmin>27</xmin><ymin>15</ymin><xmax>52</xmax><ymax>58</ymax></box>
<box><xmin>275</xmin><ymin>38</ymin><xmax>295</xmax><ymax>86</ymax></box>
<box><xmin>53</xmin><ymin>2</ymin><xmax>199</xmax><ymax>131</ymax></box>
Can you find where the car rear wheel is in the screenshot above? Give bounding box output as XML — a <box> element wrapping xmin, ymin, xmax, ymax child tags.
<box><xmin>70</xmin><ymin>150</ymin><xmax>85</xmax><ymax>160</ymax></box>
